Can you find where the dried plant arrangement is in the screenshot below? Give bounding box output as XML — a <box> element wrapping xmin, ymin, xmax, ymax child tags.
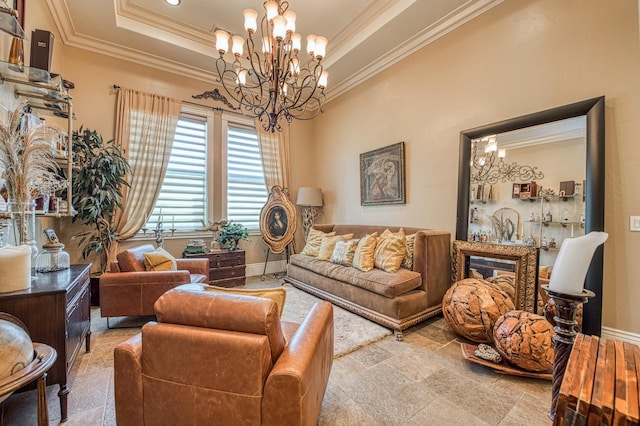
<box><xmin>0</xmin><ymin>102</ymin><xmax>65</xmax><ymax>205</ymax></box>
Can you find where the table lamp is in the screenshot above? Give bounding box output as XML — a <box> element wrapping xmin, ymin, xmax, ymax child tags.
<box><xmin>296</xmin><ymin>187</ymin><xmax>323</xmax><ymax>239</ymax></box>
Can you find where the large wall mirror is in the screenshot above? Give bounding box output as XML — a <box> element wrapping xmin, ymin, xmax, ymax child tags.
<box><xmin>456</xmin><ymin>97</ymin><xmax>605</xmax><ymax>335</ymax></box>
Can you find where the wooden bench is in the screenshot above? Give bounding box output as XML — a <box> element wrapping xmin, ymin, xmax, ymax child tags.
<box><xmin>555</xmin><ymin>333</ymin><xmax>640</xmax><ymax>425</ymax></box>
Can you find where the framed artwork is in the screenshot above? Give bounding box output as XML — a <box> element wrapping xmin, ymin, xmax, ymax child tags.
<box><xmin>360</xmin><ymin>142</ymin><xmax>406</xmax><ymax>206</ymax></box>
<box><xmin>260</xmin><ymin>185</ymin><xmax>297</xmax><ymax>254</ymax></box>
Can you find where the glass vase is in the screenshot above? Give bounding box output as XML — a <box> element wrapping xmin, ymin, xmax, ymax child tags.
<box><xmin>8</xmin><ymin>201</ymin><xmax>39</xmax><ymax>261</ymax></box>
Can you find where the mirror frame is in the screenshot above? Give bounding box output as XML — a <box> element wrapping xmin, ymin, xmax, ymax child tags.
<box><xmin>452</xmin><ymin>240</ymin><xmax>538</xmax><ymax>313</ymax></box>
<box><xmin>456</xmin><ymin>97</ymin><xmax>605</xmax><ymax>336</ymax></box>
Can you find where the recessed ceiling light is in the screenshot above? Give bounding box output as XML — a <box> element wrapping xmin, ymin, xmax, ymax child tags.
<box><xmin>165</xmin><ymin>0</ymin><xmax>181</xmax><ymax>5</ymax></box>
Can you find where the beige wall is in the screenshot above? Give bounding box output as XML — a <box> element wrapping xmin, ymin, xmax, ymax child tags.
<box><xmin>16</xmin><ymin>1</ymin><xmax>640</xmax><ymax>332</ymax></box>
<box><xmin>308</xmin><ymin>0</ymin><xmax>640</xmax><ymax>333</ymax></box>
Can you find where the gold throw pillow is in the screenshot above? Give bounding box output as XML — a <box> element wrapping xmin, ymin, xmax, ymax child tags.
<box><xmin>300</xmin><ymin>229</ymin><xmax>336</xmax><ymax>257</ymax></box>
<box><xmin>143</xmin><ymin>247</ymin><xmax>177</xmax><ymax>271</ymax></box>
<box><xmin>353</xmin><ymin>232</ymin><xmax>378</xmax><ymax>272</ymax></box>
<box><xmin>318</xmin><ymin>234</ymin><xmax>354</xmax><ymax>261</ymax></box>
<box><xmin>204</xmin><ymin>285</ymin><xmax>287</xmax><ymax>317</ymax></box>
<box><xmin>374</xmin><ymin>228</ymin><xmax>406</xmax><ymax>273</ymax></box>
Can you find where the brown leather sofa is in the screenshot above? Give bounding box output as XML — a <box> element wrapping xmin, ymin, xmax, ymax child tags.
<box><xmin>114</xmin><ymin>286</ymin><xmax>334</xmax><ymax>426</ymax></box>
<box><xmin>99</xmin><ymin>245</ymin><xmax>209</xmax><ymax>323</ymax></box>
<box><xmin>285</xmin><ymin>224</ymin><xmax>451</xmax><ymax>340</ymax></box>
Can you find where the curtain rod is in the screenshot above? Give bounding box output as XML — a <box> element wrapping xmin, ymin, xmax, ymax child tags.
<box><xmin>112</xmin><ymin>84</ymin><xmax>248</xmax><ymax>118</ymax></box>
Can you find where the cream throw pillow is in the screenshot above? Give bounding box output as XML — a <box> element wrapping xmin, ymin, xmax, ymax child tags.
<box><xmin>374</xmin><ymin>228</ymin><xmax>406</xmax><ymax>273</ymax></box>
<box><xmin>143</xmin><ymin>247</ymin><xmax>177</xmax><ymax>271</ymax></box>
<box><xmin>330</xmin><ymin>238</ymin><xmax>360</xmax><ymax>267</ymax></box>
<box><xmin>401</xmin><ymin>233</ymin><xmax>416</xmax><ymax>270</ymax></box>
<box><xmin>204</xmin><ymin>285</ymin><xmax>287</xmax><ymax>317</ymax></box>
<box><xmin>353</xmin><ymin>232</ymin><xmax>378</xmax><ymax>272</ymax></box>
<box><xmin>318</xmin><ymin>234</ymin><xmax>353</xmax><ymax>261</ymax></box>
<box><xmin>301</xmin><ymin>229</ymin><xmax>336</xmax><ymax>257</ymax></box>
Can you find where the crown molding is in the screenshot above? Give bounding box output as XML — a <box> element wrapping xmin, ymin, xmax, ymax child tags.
<box><xmin>47</xmin><ymin>0</ymin><xmax>504</xmax><ymax>105</ymax></box>
<box><xmin>325</xmin><ymin>0</ymin><xmax>504</xmax><ymax>102</ymax></box>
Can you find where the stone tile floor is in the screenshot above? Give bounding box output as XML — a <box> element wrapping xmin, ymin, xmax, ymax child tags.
<box><xmin>0</xmin><ymin>282</ymin><xmax>552</xmax><ymax>425</ymax></box>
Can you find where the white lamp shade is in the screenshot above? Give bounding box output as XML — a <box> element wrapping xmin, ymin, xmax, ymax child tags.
<box><xmin>314</xmin><ymin>36</ymin><xmax>327</xmax><ymax>59</ymax></box>
<box><xmin>548</xmin><ymin>231</ymin><xmax>608</xmax><ymax>294</ymax></box>
<box><xmin>296</xmin><ymin>187</ymin><xmax>323</xmax><ymax>207</ymax></box>
<box><xmin>283</xmin><ymin>11</ymin><xmax>296</xmax><ymax>32</ymax></box>
<box><xmin>243</xmin><ymin>9</ymin><xmax>258</xmax><ymax>33</ymax></box>
<box><xmin>214</xmin><ymin>30</ymin><xmax>230</xmax><ymax>54</ymax></box>
<box><xmin>272</xmin><ymin>15</ymin><xmax>287</xmax><ymax>40</ymax></box>
<box><xmin>231</xmin><ymin>35</ymin><xmax>245</xmax><ymax>56</ymax></box>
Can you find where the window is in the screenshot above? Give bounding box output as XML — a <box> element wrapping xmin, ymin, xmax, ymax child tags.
<box><xmin>151</xmin><ymin>115</ymin><xmax>207</xmax><ymax>231</ymax></box>
<box><xmin>226</xmin><ymin>125</ymin><xmax>268</xmax><ymax>229</ymax></box>
<box><xmin>146</xmin><ymin>107</ymin><xmax>266</xmax><ymax>233</ymax></box>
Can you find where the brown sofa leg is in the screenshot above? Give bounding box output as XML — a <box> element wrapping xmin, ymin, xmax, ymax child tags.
<box><xmin>394</xmin><ymin>330</ymin><xmax>404</xmax><ymax>341</ymax></box>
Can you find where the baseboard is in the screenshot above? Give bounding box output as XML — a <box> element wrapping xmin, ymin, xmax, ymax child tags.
<box><xmin>601</xmin><ymin>326</ymin><xmax>640</xmax><ymax>345</ymax></box>
<box><xmin>246</xmin><ymin>260</ymin><xmax>287</xmax><ymax>278</ymax></box>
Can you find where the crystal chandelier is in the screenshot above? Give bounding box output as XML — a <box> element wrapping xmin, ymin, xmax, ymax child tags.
<box><xmin>213</xmin><ymin>1</ymin><xmax>329</xmax><ymax>133</ymax></box>
<box><xmin>470</xmin><ymin>135</ymin><xmax>544</xmax><ymax>185</ymax></box>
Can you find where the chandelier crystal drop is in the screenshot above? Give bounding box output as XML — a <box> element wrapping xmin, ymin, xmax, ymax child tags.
<box><xmin>470</xmin><ymin>135</ymin><xmax>544</xmax><ymax>185</ymax></box>
<box><xmin>213</xmin><ymin>1</ymin><xmax>329</xmax><ymax>133</ymax></box>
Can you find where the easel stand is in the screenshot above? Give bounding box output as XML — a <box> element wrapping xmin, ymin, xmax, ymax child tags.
<box><xmin>261</xmin><ymin>243</ymin><xmax>294</xmax><ymax>281</ymax></box>
<box><xmin>541</xmin><ymin>285</ymin><xmax>595</xmax><ymax>421</ymax></box>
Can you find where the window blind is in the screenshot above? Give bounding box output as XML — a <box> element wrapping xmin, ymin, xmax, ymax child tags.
<box><xmin>227</xmin><ymin>125</ymin><xmax>267</xmax><ymax>230</ymax></box>
<box><xmin>150</xmin><ymin>116</ymin><xmax>207</xmax><ymax>231</ymax></box>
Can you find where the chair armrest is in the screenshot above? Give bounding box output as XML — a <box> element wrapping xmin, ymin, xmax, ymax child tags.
<box><xmin>176</xmin><ymin>258</ymin><xmax>209</xmax><ymax>276</ymax></box>
<box><xmin>262</xmin><ymin>302</ymin><xmax>334</xmax><ymax>426</ymax></box>
<box><xmin>114</xmin><ymin>333</ymin><xmax>143</xmax><ymax>426</ymax></box>
<box><xmin>100</xmin><ymin>270</ymin><xmax>191</xmax><ymax>286</ymax></box>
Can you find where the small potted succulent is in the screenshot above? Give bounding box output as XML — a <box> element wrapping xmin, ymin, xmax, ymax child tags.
<box><xmin>217</xmin><ymin>222</ymin><xmax>249</xmax><ymax>250</ymax></box>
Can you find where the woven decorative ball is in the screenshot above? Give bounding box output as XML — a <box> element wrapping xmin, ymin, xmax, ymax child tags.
<box><xmin>493</xmin><ymin>310</ymin><xmax>555</xmax><ymax>372</ymax></box>
<box><xmin>442</xmin><ymin>278</ymin><xmax>515</xmax><ymax>343</ymax></box>
<box><xmin>485</xmin><ymin>275</ymin><xmax>515</xmax><ymax>303</ymax></box>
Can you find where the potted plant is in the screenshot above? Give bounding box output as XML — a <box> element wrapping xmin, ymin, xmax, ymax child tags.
<box><xmin>66</xmin><ymin>127</ymin><xmax>130</xmax><ymax>274</ymax></box>
<box><xmin>218</xmin><ymin>222</ymin><xmax>249</xmax><ymax>250</ymax></box>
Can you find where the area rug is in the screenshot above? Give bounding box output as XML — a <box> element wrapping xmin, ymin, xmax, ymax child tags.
<box><xmin>248</xmin><ymin>280</ymin><xmax>392</xmax><ymax>358</ymax></box>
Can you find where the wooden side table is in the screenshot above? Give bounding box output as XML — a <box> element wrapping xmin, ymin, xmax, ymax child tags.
<box><xmin>183</xmin><ymin>250</ymin><xmax>246</xmax><ymax>287</ymax></box>
<box><xmin>0</xmin><ymin>264</ymin><xmax>91</xmax><ymax>421</ymax></box>
<box><xmin>0</xmin><ymin>343</ymin><xmax>57</xmax><ymax>426</ymax></box>
<box><xmin>554</xmin><ymin>333</ymin><xmax>640</xmax><ymax>425</ymax></box>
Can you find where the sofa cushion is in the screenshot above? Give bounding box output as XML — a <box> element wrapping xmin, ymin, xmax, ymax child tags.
<box><xmin>352</xmin><ymin>232</ymin><xmax>378</xmax><ymax>272</ymax></box>
<box><xmin>204</xmin><ymin>285</ymin><xmax>287</xmax><ymax>317</ymax></box>
<box><xmin>318</xmin><ymin>234</ymin><xmax>353</xmax><ymax>261</ymax></box>
<box><xmin>300</xmin><ymin>229</ymin><xmax>335</xmax><ymax>257</ymax></box>
<box><xmin>290</xmin><ymin>254</ymin><xmax>421</xmax><ymax>298</ymax></box>
<box><xmin>401</xmin><ymin>233</ymin><xmax>416</xmax><ymax>270</ymax></box>
<box><xmin>144</xmin><ymin>247</ymin><xmax>178</xmax><ymax>271</ymax></box>
<box><xmin>330</xmin><ymin>239</ymin><xmax>360</xmax><ymax>267</ymax></box>
<box><xmin>117</xmin><ymin>244</ymin><xmax>156</xmax><ymax>272</ymax></box>
<box><xmin>374</xmin><ymin>229</ymin><xmax>407</xmax><ymax>273</ymax></box>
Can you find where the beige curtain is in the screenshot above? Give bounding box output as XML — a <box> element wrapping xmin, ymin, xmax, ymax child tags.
<box><xmin>110</xmin><ymin>88</ymin><xmax>182</xmax><ymax>261</ymax></box>
<box><xmin>256</xmin><ymin>120</ymin><xmax>291</xmax><ymax>192</ymax></box>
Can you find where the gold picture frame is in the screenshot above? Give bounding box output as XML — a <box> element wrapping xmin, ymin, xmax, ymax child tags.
<box><xmin>260</xmin><ymin>185</ymin><xmax>297</xmax><ymax>254</ymax></box>
<box><xmin>452</xmin><ymin>240</ymin><xmax>538</xmax><ymax>312</ymax></box>
<box><xmin>360</xmin><ymin>142</ymin><xmax>406</xmax><ymax>205</ymax></box>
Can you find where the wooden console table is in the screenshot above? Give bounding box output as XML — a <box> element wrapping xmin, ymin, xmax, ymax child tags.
<box><xmin>0</xmin><ymin>264</ymin><xmax>91</xmax><ymax>422</ymax></box>
<box><xmin>555</xmin><ymin>333</ymin><xmax>639</xmax><ymax>425</ymax></box>
<box><xmin>183</xmin><ymin>250</ymin><xmax>246</xmax><ymax>287</ymax></box>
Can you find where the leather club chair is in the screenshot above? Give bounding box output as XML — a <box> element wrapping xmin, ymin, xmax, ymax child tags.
<box><xmin>114</xmin><ymin>286</ymin><xmax>334</xmax><ymax>426</ymax></box>
<box><xmin>99</xmin><ymin>244</ymin><xmax>209</xmax><ymax>325</ymax></box>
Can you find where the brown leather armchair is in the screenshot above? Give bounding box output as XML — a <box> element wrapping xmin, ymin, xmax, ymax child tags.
<box><xmin>99</xmin><ymin>245</ymin><xmax>209</xmax><ymax>323</ymax></box>
<box><xmin>114</xmin><ymin>286</ymin><xmax>334</xmax><ymax>426</ymax></box>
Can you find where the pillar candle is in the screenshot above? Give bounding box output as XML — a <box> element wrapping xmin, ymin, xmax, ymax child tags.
<box><xmin>548</xmin><ymin>232</ymin><xmax>608</xmax><ymax>294</ymax></box>
<box><xmin>0</xmin><ymin>245</ymin><xmax>32</xmax><ymax>293</ymax></box>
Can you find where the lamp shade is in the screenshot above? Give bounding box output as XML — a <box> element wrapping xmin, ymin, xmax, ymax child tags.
<box><xmin>296</xmin><ymin>187</ymin><xmax>323</xmax><ymax>207</ymax></box>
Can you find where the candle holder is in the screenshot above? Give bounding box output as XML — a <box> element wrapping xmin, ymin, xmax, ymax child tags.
<box><xmin>141</xmin><ymin>221</ymin><xmax>175</xmax><ymax>248</ymax></box>
<box><xmin>540</xmin><ymin>285</ymin><xmax>595</xmax><ymax>421</ymax></box>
